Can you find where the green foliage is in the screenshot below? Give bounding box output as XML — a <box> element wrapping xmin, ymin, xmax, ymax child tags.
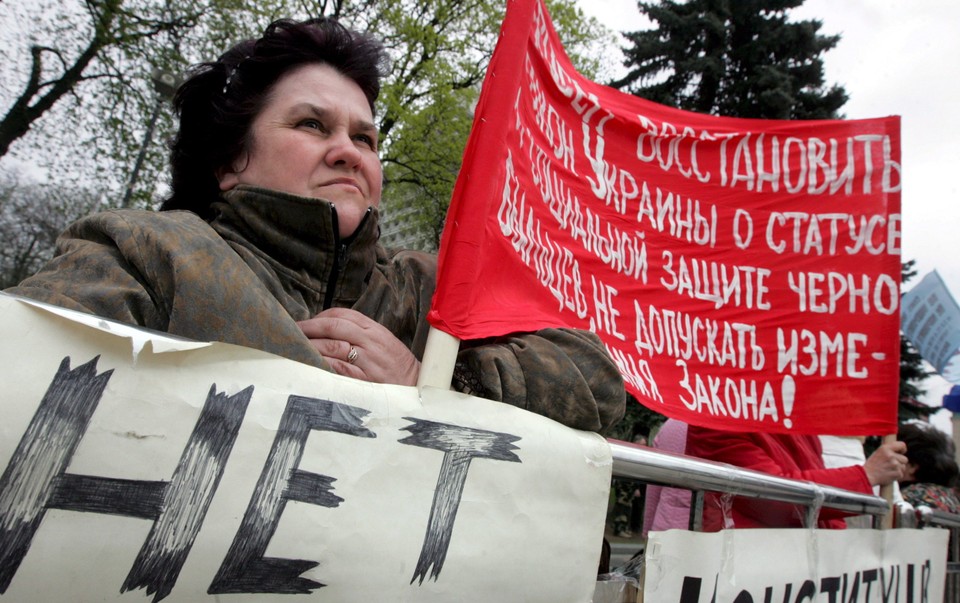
<box><xmin>359</xmin><ymin>0</ymin><xmax>502</xmax><ymax>250</ymax></box>
<box><xmin>364</xmin><ymin>0</ymin><xmax>613</xmax><ymax>250</ymax></box>
<box><xmin>615</xmin><ymin>0</ymin><xmax>848</xmax><ymax>119</ymax></box>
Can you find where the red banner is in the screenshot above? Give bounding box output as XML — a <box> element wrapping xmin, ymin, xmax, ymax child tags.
<box><xmin>428</xmin><ymin>0</ymin><xmax>902</xmax><ymax>435</ymax></box>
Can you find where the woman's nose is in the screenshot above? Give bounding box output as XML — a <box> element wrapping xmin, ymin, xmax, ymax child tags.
<box><xmin>325</xmin><ymin>132</ymin><xmax>363</xmax><ymax>168</ymax></box>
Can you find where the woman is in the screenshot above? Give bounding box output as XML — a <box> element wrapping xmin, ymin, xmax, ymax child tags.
<box><xmin>898</xmin><ymin>421</ymin><xmax>960</xmax><ymax>514</ymax></box>
<box><xmin>6</xmin><ymin>18</ymin><xmax>625</xmax><ymax>433</ymax></box>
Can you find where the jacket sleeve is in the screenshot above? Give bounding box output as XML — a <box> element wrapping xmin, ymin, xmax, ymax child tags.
<box><xmin>5</xmin><ymin>211</ymin><xmax>171</xmax><ymax>329</ymax></box>
<box><xmin>6</xmin><ymin>210</ymin><xmax>331</xmax><ymax>370</ymax></box>
<box><xmin>686</xmin><ymin>426</ymin><xmax>873</xmax><ymax>527</ymax></box>
<box><xmin>687</xmin><ymin>427</ymin><xmax>871</xmax><ymax>489</ymax></box>
<box><xmin>451</xmin><ymin>328</ymin><xmax>626</xmax><ymax>434</ymax></box>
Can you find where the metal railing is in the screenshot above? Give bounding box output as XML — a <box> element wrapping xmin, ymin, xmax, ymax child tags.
<box><xmin>608</xmin><ymin>440</ymin><xmax>960</xmax><ymax>603</ymax></box>
<box><xmin>907</xmin><ymin>503</ymin><xmax>960</xmax><ymax>603</ymax></box>
<box><xmin>607</xmin><ymin>439</ymin><xmax>960</xmax><ymax>602</ymax></box>
<box><xmin>609</xmin><ymin>439</ymin><xmax>890</xmax><ymax>528</ymax></box>
<box><xmin>612</xmin><ymin>437</ymin><xmax>960</xmax><ymax>529</ymax></box>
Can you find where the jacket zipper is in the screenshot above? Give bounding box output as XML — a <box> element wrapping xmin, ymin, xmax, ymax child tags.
<box><xmin>323</xmin><ymin>240</ymin><xmax>348</xmax><ymax>310</ymax></box>
<box><xmin>323</xmin><ymin>207</ymin><xmax>344</xmax><ymax>310</ymax></box>
<box><xmin>322</xmin><ymin>206</ymin><xmax>373</xmax><ymax>310</ymax></box>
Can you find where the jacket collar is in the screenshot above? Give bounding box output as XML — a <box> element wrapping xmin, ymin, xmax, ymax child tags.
<box><xmin>209</xmin><ymin>185</ymin><xmax>380</xmax><ymax>305</ymax></box>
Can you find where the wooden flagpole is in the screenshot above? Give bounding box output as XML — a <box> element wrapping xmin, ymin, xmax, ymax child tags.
<box><xmin>417</xmin><ymin>326</ymin><xmax>461</xmax><ymax>390</ymax></box>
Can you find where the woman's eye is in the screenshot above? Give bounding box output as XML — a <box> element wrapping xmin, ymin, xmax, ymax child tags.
<box><xmin>300</xmin><ymin>119</ymin><xmax>324</xmax><ymax>131</ymax></box>
<box><xmin>353</xmin><ymin>134</ymin><xmax>376</xmax><ymax>149</ymax></box>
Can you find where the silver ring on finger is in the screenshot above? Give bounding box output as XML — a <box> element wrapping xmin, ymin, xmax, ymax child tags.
<box><xmin>347</xmin><ymin>346</ymin><xmax>359</xmax><ymax>364</ymax></box>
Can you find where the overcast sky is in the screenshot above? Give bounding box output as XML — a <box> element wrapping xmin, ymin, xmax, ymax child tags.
<box><xmin>578</xmin><ymin>0</ymin><xmax>960</xmax><ymax>422</ymax></box>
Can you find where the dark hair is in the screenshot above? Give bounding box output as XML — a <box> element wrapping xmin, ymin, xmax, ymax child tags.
<box><xmin>898</xmin><ymin>421</ymin><xmax>960</xmax><ymax>488</ymax></box>
<box><xmin>161</xmin><ymin>18</ymin><xmax>389</xmax><ymax>219</ymax></box>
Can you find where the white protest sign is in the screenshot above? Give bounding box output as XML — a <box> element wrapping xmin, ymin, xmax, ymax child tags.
<box><xmin>644</xmin><ymin>528</ymin><xmax>948</xmax><ymax>603</ymax></box>
<box><xmin>0</xmin><ymin>294</ymin><xmax>611</xmax><ymax>602</ymax></box>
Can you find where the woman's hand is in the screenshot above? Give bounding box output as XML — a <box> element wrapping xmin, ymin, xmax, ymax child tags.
<box><xmin>863</xmin><ymin>440</ymin><xmax>908</xmax><ymax>486</ymax></box>
<box><xmin>297</xmin><ymin>307</ymin><xmax>420</xmax><ymax>386</ymax></box>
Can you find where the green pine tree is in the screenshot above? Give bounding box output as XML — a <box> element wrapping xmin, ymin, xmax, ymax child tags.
<box><xmin>613</xmin><ymin>0</ymin><xmax>847</xmax><ymax>120</ymax></box>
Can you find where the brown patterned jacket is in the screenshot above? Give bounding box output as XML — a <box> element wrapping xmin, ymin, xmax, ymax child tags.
<box><xmin>7</xmin><ymin>186</ymin><xmax>625</xmax><ymax>433</ymax></box>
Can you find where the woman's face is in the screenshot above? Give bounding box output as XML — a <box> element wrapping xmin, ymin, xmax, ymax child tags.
<box><xmin>219</xmin><ymin>63</ymin><xmax>382</xmax><ymax>238</ymax></box>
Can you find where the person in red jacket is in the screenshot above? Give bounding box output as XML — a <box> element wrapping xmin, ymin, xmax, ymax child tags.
<box><xmin>686</xmin><ymin>426</ymin><xmax>907</xmax><ymax>530</ymax></box>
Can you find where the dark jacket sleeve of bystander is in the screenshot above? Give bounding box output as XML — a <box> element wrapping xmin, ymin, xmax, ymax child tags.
<box><xmin>451</xmin><ymin>328</ymin><xmax>626</xmax><ymax>434</ymax></box>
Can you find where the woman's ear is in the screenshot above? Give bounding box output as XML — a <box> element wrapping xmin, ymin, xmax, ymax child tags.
<box><xmin>217</xmin><ymin>154</ymin><xmax>246</xmax><ymax>191</ymax></box>
<box><xmin>218</xmin><ymin>168</ymin><xmax>240</xmax><ymax>192</ymax></box>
